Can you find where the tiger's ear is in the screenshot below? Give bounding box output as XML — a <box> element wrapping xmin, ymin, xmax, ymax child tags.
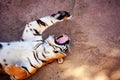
<box><xmin>57</xmin><ymin>58</ymin><xmax>64</xmax><ymax>64</ymax></box>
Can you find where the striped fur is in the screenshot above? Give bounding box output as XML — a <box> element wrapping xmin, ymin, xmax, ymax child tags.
<box><xmin>0</xmin><ymin>11</ymin><xmax>71</xmax><ymax>80</ymax></box>
<box><xmin>22</xmin><ymin>11</ymin><xmax>71</xmax><ymax>41</ymax></box>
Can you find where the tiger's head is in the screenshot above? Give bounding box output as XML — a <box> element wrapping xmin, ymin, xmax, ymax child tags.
<box><xmin>51</xmin><ymin>11</ymin><xmax>72</xmax><ymax>21</ymax></box>
<box><xmin>45</xmin><ymin>34</ymin><xmax>71</xmax><ymax>58</ymax></box>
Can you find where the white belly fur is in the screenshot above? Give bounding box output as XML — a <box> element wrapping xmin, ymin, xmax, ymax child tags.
<box><xmin>0</xmin><ymin>41</ymin><xmax>34</xmax><ymax>65</ymax></box>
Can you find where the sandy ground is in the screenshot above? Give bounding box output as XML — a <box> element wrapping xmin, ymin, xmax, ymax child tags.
<box><xmin>0</xmin><ymin>0</ymin><xmax>120</xmax><ymax>80</ymax></box>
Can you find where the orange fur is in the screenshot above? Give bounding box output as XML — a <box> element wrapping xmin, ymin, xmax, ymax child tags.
<box><xmin>64</xmin><ymin>17</ymin><xmax>70</xmax><ymax>20</ymax></box>
<box><xmin>55</xmin><ymin>53</ymin><xmax>64</xmax><ymax>59</ymax></box>
<box><xmin>5</xmin><ymin>65</ymin><xmax>29</xmax><ymax>80</ymax></box>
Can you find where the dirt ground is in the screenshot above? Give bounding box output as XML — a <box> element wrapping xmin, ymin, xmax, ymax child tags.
<box><xmin>0</xmin><ymin>0</ymin><xmax>120</xmax><ymax>80</ymax></box>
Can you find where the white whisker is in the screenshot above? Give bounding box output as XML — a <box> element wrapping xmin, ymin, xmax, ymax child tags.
<box><xmin>67</xmin><ymin>45</ymin><xmax>72</xmax><ymax>54</ymax></box>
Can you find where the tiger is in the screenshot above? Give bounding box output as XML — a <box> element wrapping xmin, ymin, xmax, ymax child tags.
<box><xmin>0</xmin><ymin>11</ymin><xmax>71</xmax><ymax>80</ymax></box>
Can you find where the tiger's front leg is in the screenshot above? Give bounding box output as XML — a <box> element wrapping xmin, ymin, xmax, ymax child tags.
<box><xmin>5</xmin><ymin>65</ymin><xmax>33</xmax><ymax>80</ymax></box>
<box><xmin>22</xmin><ymin>11</ymin><xmax>71</xmax><ymax>41</ymax></box>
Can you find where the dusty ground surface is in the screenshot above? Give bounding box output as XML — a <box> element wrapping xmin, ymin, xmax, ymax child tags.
<box><xmin>0</xmin><ymin>0</ymin><xmax>120</xmax><ymax>80</ymax></box>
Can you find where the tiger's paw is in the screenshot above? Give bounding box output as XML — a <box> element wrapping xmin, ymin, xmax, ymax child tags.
<box><xmin>5</xmin><ymin>65</ymin><xmax>28</xmax><ymax>80</ymax></box>
<box><xmin>51</xmin><ymin>11</ymin><xmax>72</xmax><ymax>21</ymax></box>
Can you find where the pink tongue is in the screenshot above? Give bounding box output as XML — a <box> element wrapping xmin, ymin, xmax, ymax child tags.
<box><xmin>56</xmin><ymin>35</ymin><xmax>68</xmax><ymax>44</ymax></box>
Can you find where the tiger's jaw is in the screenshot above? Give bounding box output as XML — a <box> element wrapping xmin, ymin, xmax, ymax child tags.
<box><xmin>54</xmin><ymin>34</ymin><xmax>70</xmax><ymax>63</ymax></box>
<box><xmin>54</xmin><ymin>34</ymin><xmax>70</xmax><ymax>55</ymax></box>
<box><xmin>45</xmin><ymin>34</ymin><xmax>70</xmax><ymax>56</ymax></box>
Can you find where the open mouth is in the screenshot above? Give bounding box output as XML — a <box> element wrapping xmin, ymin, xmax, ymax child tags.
<box><xmin>55</xmin><ymin>34</ymin><xmax>70</xmax><ymax>45</ymax></box>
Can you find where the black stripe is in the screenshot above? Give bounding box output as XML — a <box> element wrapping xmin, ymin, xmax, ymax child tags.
<box><xmin>35</xmin><ymin>51</ymin><xmax>40</xmax><ymax>60</ymax></box>
<box><xmin>36</xmin><ymin>19</ymin><xmax>48</xmax><ymax>26</ymax></box>
<box><xmin>34</xmin><ymin>43</ymin><xmax>43</xmax><ymax>50</ymax></box>
<box><xmin>51</xmin><ymin>14</ymin><xmax>56</xmax><ymax>17</ymax></box>
<box><xmin>21</xmin><ymin>38</ymin><xmax>24</xmax><ymax>41</ymax></box>
<box><xmin>51</xmin><ymin>20</ymin><xmax>54</xmax><ymax>23</ymax></box>
<box><xmin>27</xmin><ymin>57</ymin><xmax>36</xmax><ymax>68</ymax></box>
<box><xmin>48</xmin><ymin>42</ymin><xmax>56</xmax><ymax>50</ymax></box>
<box><xmin>35</xmin><ymin>40</ymin><xmax>43</xmax><ymax>42</ymax></box>
<box><xmin>30</xmin><ymin>28</ymin><xmax>32</xmax><ymax>31</ymax></box>
<box><xmin>48</xmin><ymin>42</ymin><xmax>62</xmax><ymax>52</ymax></box>
<box><xmin>0</xmin><ymin>44</ymin><xmax>3</xmax><ymax>49</ymax></box>
<box><xmin>43</xmin><ymin>47</ymin><xmax>48</xmax><ymax>54</ymax></box>
<box><xmin>42</xmin><ymin>52</ymin><xmax>46</xmax><ymax>58</ymax></box>
<box><xmin>57</xmin><ymin>15</ymin><xmax>64</xmax><ymax>20</ymax></box>
<box><xmin>53</xmin><ymin>50</ymin><xmax>58</xmax><ymax>53</ymax></box>
<box><xmin>53</xmin><ymin>45</ymin><xmax>63</xmax><ymax>52</ymax></box>
<box><xmin>22</xmin><ymin>66</ymin><xmax>31</xmax><ymax>74</ymax></box>
<box><xmin>7</xmin><ymin>43</ymin><xmax>10</xmax><ymax>45</ymax></box>
<box><xmin>33</xmin><ymin>29</ymin><xmax>41</xmax><ymax>36</ymax></box>
<box><xmin>35</xmin><ymin>51</ymin><xmax>47</xmax><ymax>63</ymax></box>
<box><xmin>0</xmin><ymin>63</ymin><xmax>2</xmax><ymax>68</ymax></box>
<box><xmin>38</xmin><ymin>59</ymin><xmax>47</xmax><ymax>63</ymax></box>
<box><xmin>33</xmin><ymin>51</ymin><xmax>40</xmax><ymax>63</ymax></box>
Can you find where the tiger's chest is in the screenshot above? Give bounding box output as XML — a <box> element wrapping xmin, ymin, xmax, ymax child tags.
<box><xmin>0</xmin><ymin>41</ymin><xmax>43</xmax><ymax>67</ymax></box>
